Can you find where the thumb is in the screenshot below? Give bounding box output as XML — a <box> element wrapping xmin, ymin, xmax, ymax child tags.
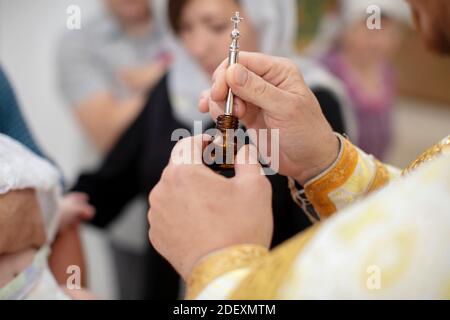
<box><xmin>234</xmin><ymin>144</ymin><xmax>262</xmax><ymax>178</ymax></box>
<box><xmin>170</xmin><ymin>134</ymin><xmax>211</xmax><ymax>165</ymax></box>
<box><xmin>226</xmin><ymin>64</ymin><xmax>289</xmax><ymax>116</ymax></box>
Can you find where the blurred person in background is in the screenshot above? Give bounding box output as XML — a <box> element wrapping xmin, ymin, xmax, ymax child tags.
<box><xmin>0</xmin><ymin>67</ymin><xmax>46</xmax><ymax>159</ymax></box>
<box><xmin>321</xmin><ymin>0</ymin><xmax>409</xmax><ymax>160</ymax></box>
<box><xmin>57</xmin><ymin>0</ymin><xmax>172</xmax><ymax>299</ymax></box>
<box><xmin>57</xmin><ymin>0</ymin><xmax>171</xmax><ymax>155</ymax></box>
<box><xmin>71</xmin><ymin>0</ymin><xmax>353</xmax><ymax>299</ymax></box>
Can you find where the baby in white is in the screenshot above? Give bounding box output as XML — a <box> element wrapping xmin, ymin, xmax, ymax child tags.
<box><xmin>0</xmin><ymin>134</ymin><xmax>86</xmax><ymax>299</ymax></box>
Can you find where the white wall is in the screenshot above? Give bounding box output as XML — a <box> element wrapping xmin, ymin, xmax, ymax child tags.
<box><xmin>0</xmin><ymin>0</ymin><xmax>102</xmax><ymax>182</ymax></box>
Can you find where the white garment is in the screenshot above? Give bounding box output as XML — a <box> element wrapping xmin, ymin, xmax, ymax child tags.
<box><xmin>0</xmin><ymin>246</ymin><xmax>69</xmax><ymax>300</ymax></box>
<box><xmin>197</xmin><ymin>151</ymin><xmax>450</xmax><ymax>299</ymax></box>
<box><xmin>0</xmin><ymin>135</ymin><xmax>61</xmax><ymax>242</ymax></box>
<box><xmin>0</xmin><ymin>134</ymin><xmax>68</xmax><ymax>300</ymax></box>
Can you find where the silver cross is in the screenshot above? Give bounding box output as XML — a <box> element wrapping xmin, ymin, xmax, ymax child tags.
<box><xmin>231</xmin><ymin>12</ymin><xmax>243</xmax><ymax>30</ymax></box>
<box><xmin>225</xmin><ymin>12</ymin><xmax>244</xmax><ymax>116</ymax></box>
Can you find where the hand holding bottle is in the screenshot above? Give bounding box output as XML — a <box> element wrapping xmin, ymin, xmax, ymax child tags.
<box><xmin>200</xmin><ymin>52</ymin><xmax>340</xmax><ymax>185</ymax></box>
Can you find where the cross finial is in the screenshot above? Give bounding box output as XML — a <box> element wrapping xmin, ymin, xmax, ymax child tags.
<box><xmin>231</xmin><ymin>12</ymin><xmax>243</xmax><ymax>30</ymax></box>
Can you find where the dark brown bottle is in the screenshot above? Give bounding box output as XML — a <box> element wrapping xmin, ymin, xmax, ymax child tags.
<box><xmin>205</xmin><ymin>115</ymin><xmax>239</xmax><ymax>172</ymax></box>
<box><xmin>204</xmin><ymin>13</ymin><xmax>243</xmax><ymax>172</ymax></box>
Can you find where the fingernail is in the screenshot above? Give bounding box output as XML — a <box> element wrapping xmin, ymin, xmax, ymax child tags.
<box><xmin>235</xmin><ymin>65</ymin><xmax>248</xmax><ymax>87</ymax></box>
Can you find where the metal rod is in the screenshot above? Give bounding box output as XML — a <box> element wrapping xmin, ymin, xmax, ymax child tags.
<box><xmin>225</xmin><ymin>12</ymin><xmax>243</xmax><ymax>116</ymax></box>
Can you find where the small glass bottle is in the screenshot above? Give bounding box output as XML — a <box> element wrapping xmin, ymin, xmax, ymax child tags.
<box><xmin>205</xmin><ymin>12</ymin><xmax>243</xmax><ymax>172</ymax></box>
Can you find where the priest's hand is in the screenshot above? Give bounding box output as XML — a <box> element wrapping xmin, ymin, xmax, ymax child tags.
<box><xmin>199</xmin><ymin>52</ymin><xmax>340</xmax><ymax>185</ymax></box>
<box><xmin>147</xmin><ymin>135</ymin><xmax>273</xmax><ymax>280</ymax></box>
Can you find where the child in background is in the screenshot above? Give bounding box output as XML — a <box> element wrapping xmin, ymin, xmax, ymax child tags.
<box><xmin>321</xmin><ymin>0</ymin><xmax>409</xmax><ymax>160</ymax></box>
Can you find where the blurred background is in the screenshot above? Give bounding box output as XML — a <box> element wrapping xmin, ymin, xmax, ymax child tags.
<box><xmin>1</xmin><ymin>0</ymin><xmax>449</xmax><ymax>299</ymax></box>
<box><xmin>296</xmin><ymin>0</ymin><xmax>450</xmax><ymax>165</ymax></box>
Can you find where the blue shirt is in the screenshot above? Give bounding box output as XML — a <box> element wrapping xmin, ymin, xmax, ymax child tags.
<box><xmin>0</xmin><ymin>66</ymin><xmax>44</xmax><ymax>157</ymax></box>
